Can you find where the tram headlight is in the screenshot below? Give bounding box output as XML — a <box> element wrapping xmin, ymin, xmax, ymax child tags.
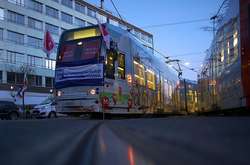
<box><xmin>89</xmin><ymin>89</ymin><xmax>96</xmax><ymax>95</ymax></box>
<box><xmin>57</xmin><ymin>91</ymin><xmax>62</xmax><ymax>97</ymax></box>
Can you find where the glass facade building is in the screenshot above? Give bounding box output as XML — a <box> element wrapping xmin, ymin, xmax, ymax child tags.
<box><xmin>198</xmin><ymin>0</ymin><xmax>250</xmax><ymax>111</ymax></box>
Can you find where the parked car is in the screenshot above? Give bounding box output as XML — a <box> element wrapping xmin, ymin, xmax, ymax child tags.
<box><xmin>32</xmin><ymin>98</ymin><xmax>57</xmax><ymax>118</ymax></box>
<box><xmin>0</xmin><ymin>101</ymin><xmax>19</xmax><ymax>120</ymax></box>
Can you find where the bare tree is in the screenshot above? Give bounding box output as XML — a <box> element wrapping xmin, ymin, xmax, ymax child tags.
<box><xmin>19</xmin><ymin>64</ymin><xmax>34</xmax><ymax>113</ymax></box>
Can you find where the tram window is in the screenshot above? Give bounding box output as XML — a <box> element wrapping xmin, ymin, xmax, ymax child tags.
<box><xmin>133</xmin><ymin>60</ymin><xmax>145</xmax><ymax>86</ymax></box>
<box><xmin>59</xmin><ymin>38</ymin><xmax>101</xmax><ymax>62</ymax></box>
<box><xmin>62</xmin><ymin>28</ymin><xmax>101</xmax><ymax>41</ymax></box>
<box><xmin>146</xmin><ymin>69</ymin><xmax>156</xmax><ymax>90</ymax></box>
<box><xmin>105</xmin><ymin>50</ymin><xmax>115</xmax><ymax>79</ymax></box>
<box><xmin>118</xmin><ymin>53</ymin><xmax>125</xmax><ymax>79</ymax></box>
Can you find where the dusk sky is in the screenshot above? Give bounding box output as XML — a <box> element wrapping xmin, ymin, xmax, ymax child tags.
<box><xmin>86</xmin><ymin>0</ymin><xmax>223</xmax><ymax>80</ymax></box>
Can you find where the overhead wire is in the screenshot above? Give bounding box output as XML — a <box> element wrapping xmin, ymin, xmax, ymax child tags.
<box><xmin>169</xmin><ymin>52</ymin><xmax>205</xmax><ymax>58</ymax></box>
<box><xmin>108</xmin><ymin>0</ymin><xmax>199</xmax><ymax>75</ymax></box>
<box><xmin>109</xmin><ymin>0</ymin><xmax>125</xmax><ymax>22</ymax></box>
<box><xmin>215</xmin><ymin>0</ymin><xmax>229</xmax><ymax>17</ymax></box>
<box><xmin>141</xmin><ymin>18</ymin><xmax>210</xmax><ymax>29</ymax></box>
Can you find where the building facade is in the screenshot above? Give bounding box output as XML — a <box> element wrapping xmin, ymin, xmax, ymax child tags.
<box><xmin>198</xmin><ymin>0</ymin><xmax>250</xmax><ymax>111</ymax></box>
<box><xmin>0</xmin><ymin>0</ymin><xmax>153</xmax><ymax>106</ymax></box>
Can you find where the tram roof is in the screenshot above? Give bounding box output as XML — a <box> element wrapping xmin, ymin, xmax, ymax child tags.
<box><xmin>61</xmin><ymin>24</ymin><xmax>178</xmax><ymax>82</ymax></box>
<box><xmin>106</xmin><ymin>24</ymin><xmax>178</xmax><ymax>82</ymax></box>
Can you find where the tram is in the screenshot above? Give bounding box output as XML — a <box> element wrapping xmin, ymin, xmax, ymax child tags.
<box><xmin>54</xmin><ymin>24</ymin><xmax>181</xmax><ymax>116</ymax></box>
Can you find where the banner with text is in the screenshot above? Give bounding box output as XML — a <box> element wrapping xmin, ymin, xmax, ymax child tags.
<box><xmin>55</xmin><ymin>64</ymin><xmax>104</xmax><ymax>88</ymax></box>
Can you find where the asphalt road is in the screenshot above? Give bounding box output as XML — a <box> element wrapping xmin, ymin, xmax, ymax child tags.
<box><xmin>0</xmin><ymin>117</ymin><xmax>250</xmax><ymax>165</ymax></box>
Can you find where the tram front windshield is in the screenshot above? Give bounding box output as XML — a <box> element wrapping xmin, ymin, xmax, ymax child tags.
<box><xmin>55</xmin><ymin>28</ymin><xmax>104</xmax><ymax>88</ymax></box>
<box><xmin>57</xmin><ymin>37</ymin><xmax>102</xmax><ymax>65</ymax></box>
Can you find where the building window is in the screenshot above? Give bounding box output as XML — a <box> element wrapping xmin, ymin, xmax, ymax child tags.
<box><xmin>45</xmin><ymin>77</ymin><xmax>53</xmax><ymax>87</ymax></box>
<box><xmin>15</xmin><ymin>51</ymin><xmax>24</xmax><ymax>64</ymax></box>
<box><xmin>7</xmin><ymin>72</ymin><xmax>15</xmax><ymax>84</ymax></box>
<box><xmin>28</xmin><ymin>17</ymin><xmax>43</xmax><ymax>31</ymax></box>
<box><xmin>27</xmin><ymin>55</ymin><xmax>35</xmax><ymax>66</ymax></box>
<box><xmin>0</xmin><ymin>8</ymin><xmax>4</xmax><ymax>20</ymax></box>
<box><xmin>28</xmin><ymin>75</ymin><xmax>36</xmax><ymax>86</ymax></box>
<box><xmin>61</xmin><ymin>0</ymin><xmax>73</xmax><ymax>8</ymax></box>
<box><xmin>36</xmin><ymin>75</ymin><xmax>42</xmax><ymax>86</ymax></box>
<box><xmin>36</xmin><ymin>56</ymin><xmax>43</xmax><ymax>67</ymax></box>
<box><xmin>27</xmin><ymin>55</ymin><xmax>43</xmax><ymax>67</ymax></box>
<box><xmin>97</xmin><ymin>13</ymin><xmax>107</xmax><ymax>23</ymax></box>
<box><xmin>45</xmin><ymin>23</ymin><xmax>59</xmax><ymax>35</ymax></box>
<box><xmin>87</xmin><ymin>8</ymin><xmax>96</xmax><ymax>18</ymax></box>
<box><xmin>8</xmin><ymin>0</ymin><xmax>25</xmax><ymax>6</ymax></box>
<box><xmin>46</xmin><ymin>6</ymin><xmax>59</xmax><ymax>19</ymax></box>
<box><xmin>27</xmin><ymin>0</ymin><xmax>43</xmax><ymax>13</ymax></box>
<box><xmin>61</xmin><ymin>12</ymin><xmax>73</xmax><ymax>24</ymax></box>
<box><xmin>27</xmin><ymin>75</ymin><xmax>42</xmax><ymax>86</ymax></box>
<box><xmin>75</xmin><ymin>2</ymin><xmax>85</xmax><ymax>14</ymax></box>
<box><xmin>16</xmin><ymin>73</ymin><xmax>24</xmax><ymax>84</ymax></box>
<box><xmin>45</xmin><ymin>59</ymin><xmax>56</xmax><ymax>70</ymax></box>
<box><xmin>7</xmin><ymin>10</ymin><xmax>25</xmax><ymax>25</ymax></box>
<box><xmin>0</xmin><ymin>71</ymin><xmax>2</xmax><ymax>83</ymax></box>
<box><xmin>6</xmin><ymin>51</ymin><xmax>24</xmax><ymax>64</ymax></box>
<box><xmin>118</xmin><ymin>53</ymin><xmax>125</xmax><ymax>79</ymax></box>
<box><xmin>0</xmin><ymin>50</ymin><xmax>4</xmax><ymax>61</ymax></box>
<box><xmin>0</xmin><ymin>28</ymin><xmax>3</xmax><ymax>40</ymax></box>
<box><xmin>7</xmin><ymin>31</ymin><xmax>24</xmax><ymax>45</ymax></box>
<box><xmin>27</xmin><ymin>36</ymin><xmax>42</xmax><ymax>49</ymax></box>
<box><xmin>75</xmin><ymin>17</ymin><xmax>85</xmax><ymax>27</ymax></box>
<box><xmin>233</xmin><ymin>31</ymin><xmax>238</xmax><ymax>48</ymax></box>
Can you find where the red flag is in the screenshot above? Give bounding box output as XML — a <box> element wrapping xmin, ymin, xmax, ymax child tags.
<box><xmin>97</xmin><ymin>19</ymin><xmax>110</xmax><ymax>49</ymax></box>
<box><xmin>43</xmin><ymin>30</ymin><xmax>55</xmax><ymax>58</ymax></box>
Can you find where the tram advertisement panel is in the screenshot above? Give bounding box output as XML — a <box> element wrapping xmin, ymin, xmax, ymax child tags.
<box><xmin>55</xmin><ymin>64</ymin><xmax>104</xmax><ymax>88</ymax></box>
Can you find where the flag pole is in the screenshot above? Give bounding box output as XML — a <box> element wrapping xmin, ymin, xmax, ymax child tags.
<box><xmin>22</xmin><ymin>73</ymin><xmax>27</xmax><ymax>117</ymax></box>
<box><xmin>22</xmin><ymin>89</ymin><xmax>25</xmax><ymax>114</ymax></box>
